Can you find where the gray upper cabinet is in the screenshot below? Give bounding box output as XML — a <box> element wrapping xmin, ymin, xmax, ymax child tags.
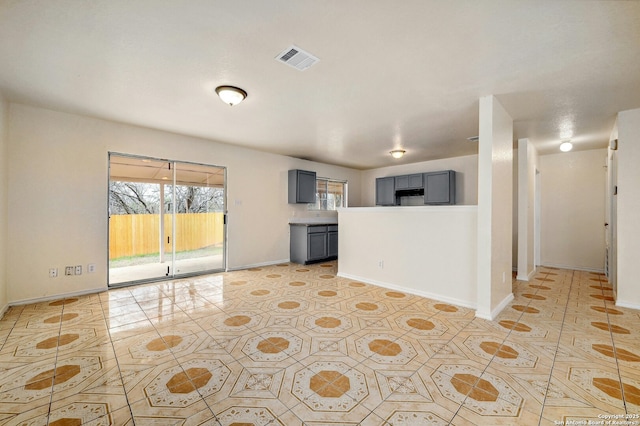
<box><xmin>424</xmin><ymin>170</ymin><xmax>456</xmax><ymax>205</ymax></box>
<box><xmin>288</xmin><ymin>169</ymin><xmax>316</xmax><ymax>203</ymax></box>
<box><xmin>376</xmin><ymin>170</ymin><xmax>456</xmax><ymax>206</ymax></box>
<box><xmin>395</xmin><ymin>173</ymin><xmax>423</xmax><ymax>190</ymax></box>
<box><xmin>375</xmin><ymin>177</ymin><xmax>396</xmax><ymax>206</ymax></box>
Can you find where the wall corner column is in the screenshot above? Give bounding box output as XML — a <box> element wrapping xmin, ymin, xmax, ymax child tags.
<box><xmin>517</xmin><ymin>138</ymin><xmax>538</xmax><ymax>281</ymax></box>
<box><xmin>476</xmin><ymin>95</ymin><xmax>514</xmax><ymax>320</ymax></box>
<box><xmin>615</xmin><ymin>107</ymin><xmax>640</xmax><ymax>310</ymax></box>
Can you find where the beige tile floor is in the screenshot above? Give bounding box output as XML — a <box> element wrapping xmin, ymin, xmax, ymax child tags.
<box><xmin>0</xmin><ymin>262</ymin><xmax>638</xmax><ymax>425</ymax></box>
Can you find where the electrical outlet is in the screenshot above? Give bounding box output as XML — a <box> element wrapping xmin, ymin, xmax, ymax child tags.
<box><xmin>378</xmin><ymin>260</ymin><xmax>384</xmax><ymax>269</ymax></box>
<box><xmin>49</xmin><ymin>268</ymin><xmax>58</xmax><ymax>278</ymax></box>
<box><xmin>75</xmin><ymin>265</ymin><xmax>82</xmax><ymax>275</ymax></box>
<box><xmin>65</xmin><ymin>266</ymin><xmax>74</xmax><ymax>276</ymax></box>
<box><xmin>87</xmin><ymin>263</ymin><xmax>96</xmax><ymax>273</ymax></box>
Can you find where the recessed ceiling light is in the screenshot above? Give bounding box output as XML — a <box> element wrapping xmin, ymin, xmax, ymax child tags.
<box><xmin>390</xmin><ymin>149</ymin><xmax>406</xmax><ymax>159</ymax></box>
<box><xmin>560</xmin><ymin>141</ymin><xmax>573</xmax><ymax>152</ymax></box>
<box><xmin>215</xmin><ymin>86</ymin><xmax>247</xmax><ymax>106</ymax></box>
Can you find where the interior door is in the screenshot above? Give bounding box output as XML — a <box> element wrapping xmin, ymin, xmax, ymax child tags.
<box><xmin>108</xmin><ymin>153</ymin><xmax>226</xmax><ymax>286</ymax></box>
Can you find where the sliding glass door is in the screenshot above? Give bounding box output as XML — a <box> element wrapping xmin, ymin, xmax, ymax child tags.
<box><xmin>108</xmin><ymin>153</ymin><xmax>226</xmax><ymax>286</ymax></box>
<box><xmin>167</xmin><ymin>162</ymin><xmax>225</xmax><ymax>276</ymax></box>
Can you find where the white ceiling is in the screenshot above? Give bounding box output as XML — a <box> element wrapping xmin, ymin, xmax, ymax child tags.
<box><xmin>1</xmin><ymin>1</ymin><xmax>639</xmax><ymax>169</ymax></box>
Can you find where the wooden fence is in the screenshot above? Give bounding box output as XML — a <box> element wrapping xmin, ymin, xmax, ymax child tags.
<box><xmin>109</xmin><ymin>212</ymin><xmax>224</xmax><ymax>259</ymax></box>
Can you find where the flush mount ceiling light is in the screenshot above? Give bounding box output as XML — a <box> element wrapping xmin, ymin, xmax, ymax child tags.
<box><xmin>560</xmin><ymin>140</ymin><xmax>573</xmax><ymax>152</ymax></box>
<box><xmin>215</xmin><ymin>85</ymin><xmax>247</xmax><ymax>106</ymax></box>
<box><xmin>390</xmin><ymin>149</ymin><xmax>406</xmax><ymax>159</ymax></box>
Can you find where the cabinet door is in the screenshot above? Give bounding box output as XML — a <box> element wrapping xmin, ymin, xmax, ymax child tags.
<box><xmin>308</xmin><ymin>232</ymin><xmax>328</xmax><ymax>260</ymax></box>
<box><xmin>396</xmin><ymin>174</ymin><xmax>423</xmax><ymax>190</ymax></box>
<box><xmin>424</xmin><ymin>171</ymin><xmax>455</xmax><ymax>204</ymax></box>
<box><xmin>327</xmin><ymin>231</ymin><xmax>338</xmax><ymax>257</ymax></box>
<box><xmin>408</xmin><ymin>173</ymin><xmax>423</xmax><ymax>189</ymax></box>
<box><xmin>394</xmin><ymin>175</ymin><xmax>409</xmax><ymax>190</ymax></box>
<box><xmin>288</xmin><ymin>169</ymin><xmax>317</xmax><ymax>203</ymax></box>
<box><xmin>376</xmin><ymin>177</ymin><xmax>396</xmax><ymax>205</ymax></box>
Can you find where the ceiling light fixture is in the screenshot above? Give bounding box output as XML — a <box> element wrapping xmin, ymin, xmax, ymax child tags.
<box><xmin>215</xmin><ymin>85</ymin><xmax>247</xmax><ymax>106</ymax></box>
<box><xmin>390</xmin><ymin>149</ymin><xmax>406</xmax><ymax>159</ymax></box>
<box><xmin>559</xmin><ymin>140</ymin><xmax>573</xmax><ymax>152</ymax></box>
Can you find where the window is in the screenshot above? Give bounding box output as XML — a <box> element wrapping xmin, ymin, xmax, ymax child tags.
<box><xmin>311</xmin><ymin>178</ymin><xmax>347</xmax><ymax>210</ymax></box>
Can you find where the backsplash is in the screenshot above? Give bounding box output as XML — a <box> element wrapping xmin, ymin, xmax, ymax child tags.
<box><xmin>289</xmin><ymin>208</ymin><xmax>338</xmax><ymax>224</ymax></box>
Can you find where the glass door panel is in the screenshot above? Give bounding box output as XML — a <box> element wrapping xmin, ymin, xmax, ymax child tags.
<box><xmin>108</xmin><ymin>155</ymin><xmax>171</xmax><ymax>285</ymax></box>
<box><xmin>172</xmin><ymin>162</ymin><xmax>225</xmax><ymax>276</ymax></box>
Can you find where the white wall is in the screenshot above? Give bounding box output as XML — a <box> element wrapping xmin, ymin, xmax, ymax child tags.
<box><xmin>539</xmin><ymin>149</ymin><xmax>606</xmax><ymax>271</ymax></box>
<box><xmin>616</xmin><ymin>108</ymin><xmax>640</xmax><ymax>309</ymax></box>
<box><xmin>516</xmin><ymin>139</ymin><xmax>539</xmax><ymax>280</ymax></box>
<box><xmin>6</xmin><ymin>104</ymin><xmax>362</xmax><ymax>303</ymax></box>
<box><xmin>476</xmin><ymin>95</ymin><xmax>513</xmax><ymax>320</ymax></box>
<box><xmin>0</xmin><ymin>94</ymin><xmax>8</xmax><ymax>314</ymax></box>
<box><xmin>338</xmin><ymin>206</ymin><xmax>478</xmax><ymax>308</ymax></box>
<box><xmin>360</xmin><ymin>154</ymin><xmax>478</xmax><ymax>206</ymax></box>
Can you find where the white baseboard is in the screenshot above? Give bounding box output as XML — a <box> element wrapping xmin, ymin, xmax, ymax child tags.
<box><xmin>516</xmin><ymin>267</ymin><xmax>537</xmax><ymax>282</ymax></box>
<box><xmin>10</xmin><ymin>286</ymin><xmax>106</xmax><ymax>307</ymax></box>
<box><xmin>227</xmin><ymin>259</ymin><xmax>291</xmax><ymax>272</ymax></box>
<box><xmin>615</xmin><ymin>299</ymin><xmax>640</xmax><ymax>311</ymax></box>
<box><xmin>9</xmin><ymin>260</ymin><xmax>292</xmax><ymax>307</ymax></box>
<box><xmin>337</xmin><ymin>272</ymin><xmax>476</xmax><ymax>310</ymax></box>
<box><xmin>0</xmin><ymin>303</ymin><xmax>9</xmax><ymax>320</ymax></box>
<box><xmin>475</xmin><ymin>293</ymin><xmax>514</xmax><ymax>321</ymax></box>
<box><xmin>539</xmin><ymin>263</ymin><xmax>605</xmax><ymax>273</ymax></box>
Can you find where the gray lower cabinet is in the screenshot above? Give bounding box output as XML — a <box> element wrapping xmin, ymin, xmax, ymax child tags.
<box><xmin>328</xmin><ymin>228</ymin><xmax>338</xmax><ymax>257</ymax></box>
<box><xmin>290</xmin><ymin>224</ymin><xmax>338</xmax><ymax>264</ymax></box>
<box><xmin>307</xmin><ymin>229</ymin><xmax>328</xmax><ymax>261</ymax></box>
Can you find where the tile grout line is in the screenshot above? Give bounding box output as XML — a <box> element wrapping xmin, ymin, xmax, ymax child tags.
<box><xmin>537</xmin><ymin>269</ymin><xmax>575</xmax><ymax>426</ymax></box>
<box><xmin>145</xmin><ymin>282</ymin><xmax>223</xmax><ymax>423</ymax></box>
<box><xmin>97</xmin><ymin>291</ymin><xmax>138</xmax><ymax>425</ymax></box>
<box><xmin>45</xmin><ymin>303</ymin><xmax>66</xmax><ymax>426</ymax></box>
<box><xmin>598</xmin><ymin>274</ymin><xmax>629</xmax><ymax>415</ymax></box>
<box><xmin>162</xmin><ymin>276</ymin><xmax>316</xmax><ymax>425</ymax></box>
<box><xmin>428</xmin><ymin>311</ymin><xmax>484</xmax><ymax>424</ymax></box>
<box><xmin>450</xmin><ymin>270</ymin><xmax>548</xmax><ymax>423</ymax></box>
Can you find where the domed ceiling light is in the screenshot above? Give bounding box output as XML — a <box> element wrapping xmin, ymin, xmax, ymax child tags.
<box><xmin>215</xmin><ymin>86</ymin><xmax>247</xmax><ymax>106</ymax></box>
<box><xmin>559</xmin><ymin>140</ymin><xmax>573</xmax><ymax>152</ymax></box>
<box><xmin>390</xmin><ymin>149</ymin><xmax>406</xmax><ymax>159</ymax></box>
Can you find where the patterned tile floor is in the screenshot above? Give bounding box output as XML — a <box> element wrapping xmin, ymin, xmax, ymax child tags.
<box><xmin>0</xmin><ymin>262</ymin><xmax>638</xmax><ymax>425</ymax></box>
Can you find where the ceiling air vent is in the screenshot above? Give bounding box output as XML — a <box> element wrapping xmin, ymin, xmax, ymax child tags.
<box><xmin>275</xmin><ymin>45</ymin><xmax>319</xmax><ymax>71</ymax></box>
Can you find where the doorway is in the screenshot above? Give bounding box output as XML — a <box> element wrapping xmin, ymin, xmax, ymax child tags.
<box><xmin>108</xmin><ymin>153</ymin><xmax>226</xmax><ymax>286</ymax></box>
<box><xmin>535</xmin><ymin>169</ymin><xmax>541</xmax><ymax>267</ymax></box>
<box><xmin>606</xmin><ymin>145</ymin><xmax>618</xmax><ymax>297</ymax></box>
